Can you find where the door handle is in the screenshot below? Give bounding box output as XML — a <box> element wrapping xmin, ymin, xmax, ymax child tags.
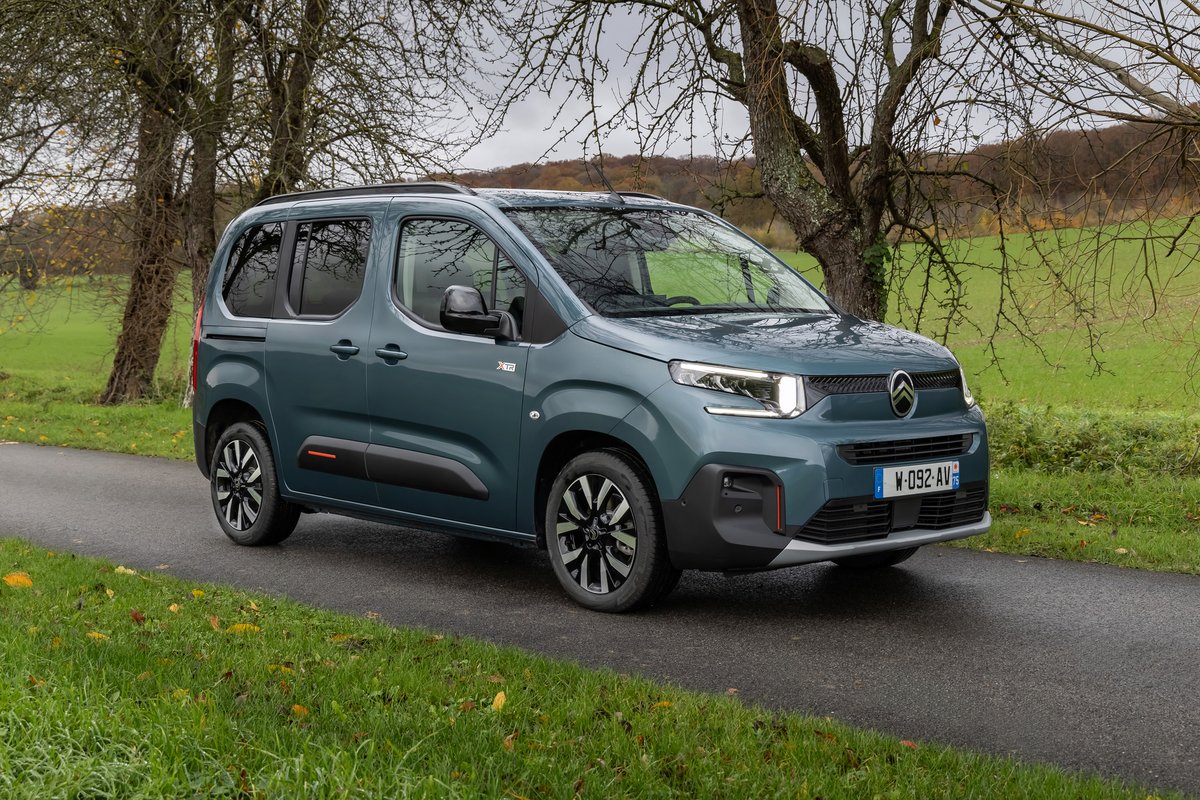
<box><xmin>374</xmin><ymin>345</ymin><xmax>408</xmax><ymax>363</ymax></box>
<box><xmin>330</xmin><ymin>341</ymin><xmax>359</xmax><ymax>358</ymax></box>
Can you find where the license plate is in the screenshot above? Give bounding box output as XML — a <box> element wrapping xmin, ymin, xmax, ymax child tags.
<box><xmin>874</xmin><ymin>461</ymin><xmax>959</xmax><ymax>499</ymax></box>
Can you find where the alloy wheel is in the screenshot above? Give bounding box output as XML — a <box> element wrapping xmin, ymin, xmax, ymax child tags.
<box><xmin>214</xmin><ymin>438</ymin><xmax>263</xmax><ymax>532</ymax></box>
<box><xmin>553</xmin><ymin>473</ymin><xmax>638</xmax><ymax>594</ymax></box>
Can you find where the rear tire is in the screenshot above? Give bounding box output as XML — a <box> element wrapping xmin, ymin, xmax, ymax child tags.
<box><xmin>545</xmin><ymin>450</ymin><xmax>680</xmax><ymax>612</ymax></box>
<box><xmin>210</xmin><ymin>422</ymin><xmax>299</xmax><ymax>546</ymax></box>
<box><xmin>833</xmin><ymin>546</ymin><xmax>919</xmax><ymax>569</ymax></box>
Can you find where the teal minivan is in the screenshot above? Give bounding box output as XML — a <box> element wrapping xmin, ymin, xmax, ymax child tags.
<box><xmin>192</xmin><ymin>183</ymin><xmax>989</xmax><ymax>611</ymax></box>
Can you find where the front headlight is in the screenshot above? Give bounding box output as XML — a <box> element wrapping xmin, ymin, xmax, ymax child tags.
<box><xmin>669</xmin><ymin>360</ymin><xmax>806</xmax><ymax>418</ymax></box>
<box><xmin>959</xmin><ymin>365</ymin><xmax>976</xmax><ymax>408</ymax></box>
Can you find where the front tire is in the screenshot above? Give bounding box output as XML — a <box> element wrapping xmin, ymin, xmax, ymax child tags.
<box><xmin>210</xmin><ymin>422</ymin><xmax>299</xmax><ymax>546</ymax></box>
<box><xmin>833</xmin><ymin>546</ymin><xmax>919</xmax><ymax>569</ymax></box>
<box><xmin>545</xmin><ymin>450</ymin><xmax>680</xmax><ymax>612</ymax></box>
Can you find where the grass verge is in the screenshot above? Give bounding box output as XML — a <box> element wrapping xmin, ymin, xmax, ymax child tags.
<box><xmin>951</xmin><ymin>468</ymin><xmax>1200</xmax><ymax>572</ymax></box>
<box><xmin>0</xmin><ymin>539</ymin><xmax>1175</xmax><ymax>799</ymax></box>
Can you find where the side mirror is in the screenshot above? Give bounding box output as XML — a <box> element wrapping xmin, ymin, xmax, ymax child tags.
<box><xmin>440</xmin><ymin>285</ymin><xmax>520</xmax><ymax>342</ymax></box>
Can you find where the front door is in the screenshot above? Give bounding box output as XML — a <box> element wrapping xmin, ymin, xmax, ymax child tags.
<box><xmin>365</xmin><ymin>211</ymin><xmax>531</xmax><ymax>532</ymax></box>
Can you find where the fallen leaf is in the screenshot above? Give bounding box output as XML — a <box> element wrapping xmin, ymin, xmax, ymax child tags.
<box><xmin>652</xmin><ymin>700</ymin><xmax>672</xmax><ymax>709</ymax></box>
<box><xmin>105</xmin><ymin>588</ymin><xmax>115</xmax><ymax>599</ymax></box>
<box><xmin>502</xmin><ymin>730</ymin><xmax>519</xmax><ymax>750</ymax></box>
<box><xmin>997</xmin><ymin>503</ymin><xmax>1020</xmax><ymax>514</ymax></box>
<box><xmin>208</xmin><ymin>615</ymin><xmax>221</xmax><ymax>631</ymax></box>
<box><xmin>330</xmin><ymin>633</ymin><xmax>352</xmax><ymax>642</ymax></box>
<box><xmin>1115</xmin><ymin>547</ymin><xmax>1129</xmax><ymax>555</ymax></box>
<box><xmin>130</xmin><ymin>609</ymin><xmax>145</xmax><ymax>625</ymax></box>
<box><xmin>155</xmin><ymin>564</ymin><xmax>170</xmax><ymax>570</ymax></box>
<box><xmin>726</xmin><ymin>687</ymin><xmax>739</xmax><ymax>696</ymax></box>
<box><xmin>488</xmin><ymin>674</ymin><xmax>504</xmax><ymax>684</ymax></box>
<box><xmin>168</xmin><ymin>603</ymin><xmax>180</xmax><ymax>613</ymax></box>
<box><xmin>136</xmin><ymin>671</ymin><xmax>153</xmax><ymax>681</ymax></box>
<box><xmin>114</xmin><ymin>566</ymin><xmax>137</xmax><ymax>575</ymax></box>
<box><xmin>27</xmin><ymin>675</ymin><xmax>45</xmax><ymax>688</ymax></box>
<box><xmin>291</xmin><ymin>704</ymin><xmax>309</xmax><ymax>718</ymax></box>
<box><xmin>226</xmin><ymin>623</ymin><xmax>260</xmax><ymax>635</ymax></box>
<box><xmin>1061</xmin><ymin>505</ymin><xmax>1077</xmax><ymax>514</ymax></box>
<box><xmin>267</xmin><ymin>664</ymin><xmax>294</xmax><ymax>674</ymax></box>
<box><xmin>459</xmin><ymin>700</ymin><xmax>477</xmax><ymax>712</ymax></box>
<box><xmin>492</xmin><ymin>691</ymin><xmax>507</xmax><ymax>712</ymax></box>
<box><xmin>364</xmin><ymin>611</ymin><xmax>381</xmax><ymax>619</ymax></box>
<box><xmin>249</xmin><ymin>601</ymin><xmax>260</xmax><ymax>611</ymax></box>
<box><xmin>86</xmin><ymin>631</ymin><xmax>108</xmax><ymax>641</ymax></box>
<box><xmin>191</xmin><ymin>589</ymin><xmax>205</xmax><ymax>599</ymax></box>
<box><xmin>814</xmin><ymin>729</ymin><xmax>837</xmax><ymax>743</ymax></box>
<box><xmin>3</xmin><ymin>572</ymin><xmax>32</xmax><ymax>588</ymax></box>
<box><xmin>900</xmin><ymin>740</ymin><xmax>918</xmax><ymax>749</ymax></box>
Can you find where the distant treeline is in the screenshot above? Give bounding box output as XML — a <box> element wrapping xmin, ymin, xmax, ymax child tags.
<box><xmin>5</xmin><ymin>119</ymin><xmax>1196</xmax><ymax>282</ymax></box>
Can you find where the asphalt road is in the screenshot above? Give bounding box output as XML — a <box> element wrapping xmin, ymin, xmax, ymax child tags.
<box><xmin>2</xmin><ymin>442</ymin><xmax>1198</xmax><ymax>794</ymax></box>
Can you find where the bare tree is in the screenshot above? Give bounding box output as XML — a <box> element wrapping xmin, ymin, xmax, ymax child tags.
<box><xmin>2</xmin><ymin>0</ymin><xmax>501</xmax><ymax>403</ymax></box>
<box><xmin>499</xmin><ymin>0</ymin><xmax>1200</xmax><ymax>347</ymax></box>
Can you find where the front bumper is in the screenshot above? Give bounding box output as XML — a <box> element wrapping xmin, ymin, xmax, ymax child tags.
<box><xmin>660</xmin><ymin>459</ymin><xmax>990</xmax><ymax>572</ymax></box>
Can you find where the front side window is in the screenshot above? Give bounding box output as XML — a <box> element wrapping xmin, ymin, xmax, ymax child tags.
<box><xmin>222</xmin><ymin>222</ymin><xmax>282</xmax><ymax>317</ymax></box>
<box><xmin>395</xmin><ymin>219</ymin><xmax>527</xmax><ymax>331</ymax></box>
<box><xmin>293</xmin><ymin>219</ymin><xmax>371</xmax><ymax>317</ymax></box>
<box><xmin>504</xmin><ymin>208</ymin><xmax>830</xmax><ymax>318</ymax></box>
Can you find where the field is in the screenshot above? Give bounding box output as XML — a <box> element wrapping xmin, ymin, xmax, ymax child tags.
<box><xmin>778</xmin><ymin>219</ymin><xmax>1200</xmax><ymax>413</ymax></box>
<box><xmin>1</xmin><ymin>220</ymin><xmax>1199</xmax><ymax>571</ymax></box>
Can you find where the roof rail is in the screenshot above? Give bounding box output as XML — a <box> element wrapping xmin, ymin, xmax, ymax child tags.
<box><xmin>616</xmin><ymin>191</ymin><xmax>667</xmax><ymax>201</ymax></box>
<box><xmin>253</xmin><ymin>181</ymin><xmax>475</xmax><ymax>207</ymax></box>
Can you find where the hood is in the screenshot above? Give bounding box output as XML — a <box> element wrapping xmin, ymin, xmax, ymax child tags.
<box><xmin>570</xmin><ymin>312</ymin><xmax>959</xmax><ymax>376</ymax></box>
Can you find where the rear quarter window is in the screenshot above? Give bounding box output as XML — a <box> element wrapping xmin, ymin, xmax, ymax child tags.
<box><xmin>222</xmin><ymin>222</ymin><xmax>283</xmax><ymax>317</ymax></box>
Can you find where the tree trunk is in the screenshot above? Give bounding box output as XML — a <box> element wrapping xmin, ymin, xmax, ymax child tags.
<box><xmin>734</xmin><ymin>0</ymin><xmax>887</xmax><ymax>321</ymax></box>
<box><xmin>99</xmin><ymin>93</ymin><xmax>179</xmax><ymax>405</ymax></box>
<box><xmin>256</xmin><ymin>0</ymin><xmax>330</xmax><ymax>201</ymax></box>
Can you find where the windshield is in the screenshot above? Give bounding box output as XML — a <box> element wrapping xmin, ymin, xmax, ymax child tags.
<box><xmin>504</xmin><ymin>207</ymin><xmax>832</xmax><ymax>318</ymax></box>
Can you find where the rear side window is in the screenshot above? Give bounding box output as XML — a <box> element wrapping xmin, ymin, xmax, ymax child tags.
<box><xmin>293</xmin><ymin>219</ymin><xmax>371</xmax><ymax>317</ymax></box>
<box><xmin>222</xmin><ymin>223</ymin><xmax>282</xmax><ymax>318</ymax></box>
<box><xmin>395</xmin><ymin>218</ymin><xmax>526</xmax><ymax>331</ymax></box>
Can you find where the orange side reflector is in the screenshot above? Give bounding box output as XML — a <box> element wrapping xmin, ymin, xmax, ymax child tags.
<box><xmin>307</xmin><ymin>450</ymin><xmax>337</xmax><ymax>460</ymax></box>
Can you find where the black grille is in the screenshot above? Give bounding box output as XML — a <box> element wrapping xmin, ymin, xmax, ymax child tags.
<box><xmin>913</xmin><ymin>370</ymin><xmax>961</xmax><ymax>390</ymax></box>
<box><xmin>796</xmin><ymin>498</ymin><xmax>891</xmax><ymax>543</ymax></box>
<box><xmin>794</xmin><ymin>481</ymin><xmax>988</xmax><ymax>544</ymax></box>
<box><xmin>806</xmin><ymin>370</ymin><xmax>961</xmax><ymax>401</ymax></box>
<box><xmin>917</xmin><ymin>483</ymin><xmax>989</xmax><ymax>529</ymax></box>
<box><xmin>837</xmin><ymin>433</ymin><xmax>974</xmax><ymax>466</ymax></box>
<box><xmin>807</xmin><ymin>374</ymin><xmax>887</xmax><ymax>395</ymax></box>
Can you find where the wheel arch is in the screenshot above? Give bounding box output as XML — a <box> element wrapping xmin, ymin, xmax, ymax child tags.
<box><xmin>200</xmin><ymin>399</ymin><xmax>267</xmax><ymax>477</ymax></box>
<box><xmin>532</xmin><ymin>431</ymin><xmax>659</xmax><ymax>548</ymax></box>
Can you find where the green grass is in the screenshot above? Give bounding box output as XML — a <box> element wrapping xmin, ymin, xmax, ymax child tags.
<box><xmin>0</xmin><ymin>277</ymin><xmax>193</xmax><ymax>458</ymax></box>
<box><xmin>777</xmin><ymin>219</ymin><xmax>1200</xmax><ymax>413</ymax></box>
<box><xmin>952</xmin><ymin>468</ymin><xmax>1200</xmax><ymax>572</ymax></box>
<box><xmin>0</xmin><ymin>539</ymin><xmax>1176</xmax><ymax>799</ymax></box>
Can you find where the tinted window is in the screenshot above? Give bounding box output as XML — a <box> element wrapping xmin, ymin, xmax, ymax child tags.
<box><xmin>294</xmin><ymin>219</ymin><xmax>371</xmax><ymax>316</ymax></box>
<box><xmin>395</xmin><ymin>219</ymin><xmax>526</xmax><ymax>331</ymax></box>
<box><xmin>505</xmin><ymin>208</ymin><xmax>830</xmax><ymax>318</ymax></box>
<box><xmin>222</xmin><ymin>223</ymin><xmax>282</xmax><ymax>317</ymax></box>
